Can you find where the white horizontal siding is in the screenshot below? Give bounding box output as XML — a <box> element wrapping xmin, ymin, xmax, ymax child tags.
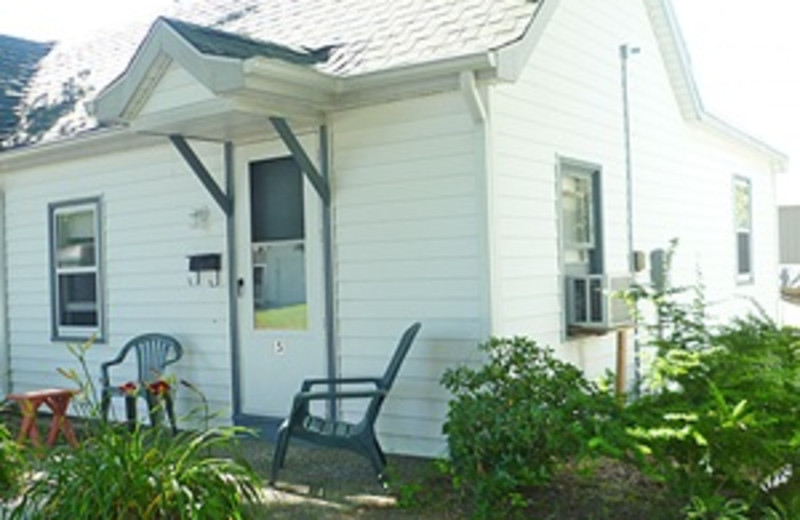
<box><xmin>1</xmin><ymin>140</ymin><xmax>233</xmax><ymax>419</ymax></box>
<box><xmin>139</xmin><ymin>63</ymin><xmax>216</xmax><ymax>116</ymax></box>
<box><xmin>331</xmin><ymin>91</ymin><xmax>487</xmax><ymax>456</ymax></box>
<box><xmin>488</xmin><ymin>0</ymin><xmax>779</xmax><ymax>379</ymax></box>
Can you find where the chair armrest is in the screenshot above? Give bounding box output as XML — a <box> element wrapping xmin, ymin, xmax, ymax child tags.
<box><xmin>300</xmin><ymin>377</ymin><xmax>382</xmax><ymax>392</ymax></box>
<box><xmin>100</xmin><ymin>352</ymin><xmax>132</xmax><ymax>388</ymax></box>
<box><xmin>293</xmin><ymin>388</ymin><xmax>386</xmax><ymax>407</ymax></box>
<box><xmin>99</xmin><ymin>361</ymin><xmax>119</xmax><ymax>387</ymax></box>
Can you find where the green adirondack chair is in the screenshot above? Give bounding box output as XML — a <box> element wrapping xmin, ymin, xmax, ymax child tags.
<box><xmin>270</xmin><ymin>322</ymin><xmax>422</xmax><ymax>484</ymax></box>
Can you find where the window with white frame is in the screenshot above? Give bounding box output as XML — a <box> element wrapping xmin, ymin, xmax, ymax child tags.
<box><xmin>560</xmin><ymin>162</ymin><xmax>603</xmax><ymax>274</ymax></box>
<box><xmin>560</xmin><ymin>160</ymin><xmax>610</xmax><ymax>333</ymax></box>
<box><xmin>734</xmin><ymin>177</ymin><xmax>752</xmax><ymax>281</ymax></box>
<box><xmin>49</xmin><ymin>198</ymin><xmax>103</xmax><ymax>340</ymax></box>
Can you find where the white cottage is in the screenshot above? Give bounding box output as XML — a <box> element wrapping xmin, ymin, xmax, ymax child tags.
<box><xmin>0</xmin><ymin>0</ymin><xmax>786</xmax><ymax>457</ymax></box>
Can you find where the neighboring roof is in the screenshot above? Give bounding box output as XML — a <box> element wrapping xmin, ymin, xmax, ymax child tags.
<box><xmin>0</xmin><ymin>35</ymin><xmax>52</xmax><ymax>142</ymax></box>
<box><xmin>3</xmin><ymin>0</ymin><xmax>540</xmax><ymax>147</ymax></box>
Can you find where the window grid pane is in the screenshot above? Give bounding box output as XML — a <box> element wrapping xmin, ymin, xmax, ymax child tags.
<box><xmin>562</xmin><ymin>174</ymin><xmax>593</xmax><ymax>249</ymax></box>
<box><xmin>737</xmin><ymin>232</ymin><xmax>751</xmax><ymax>275</ymax></box>
<box><xmin>734</xmin><ymin>178</ymin><xmax>752</xmax><ymax>279</ymax></box>
<box><xmin>734</xmin><ymin>182</ymin><xmax>751</xmax><ymax>230</ymax></box>
<box><xmin>58</xmin><ymin>273</ymin><xmax>98</xmax><ymax>326</ymax></box>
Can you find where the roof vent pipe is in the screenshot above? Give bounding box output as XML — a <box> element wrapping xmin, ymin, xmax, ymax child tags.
<box><xmin>620</xmin><ymin>43</ymin><xmax>641</xmax><ymax>395</ymax></box>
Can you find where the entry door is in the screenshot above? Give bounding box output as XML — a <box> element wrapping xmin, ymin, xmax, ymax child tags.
<box><xmin>238</xmin><ymin>153</ymin><xmax>326</xmax><ymax>418</ymax></box>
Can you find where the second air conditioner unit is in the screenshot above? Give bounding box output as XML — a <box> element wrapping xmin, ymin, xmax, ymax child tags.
<box><xmin>566</xmin><ymin>274</ymin><xmax>633</xmax><ymax>331</ymax></box>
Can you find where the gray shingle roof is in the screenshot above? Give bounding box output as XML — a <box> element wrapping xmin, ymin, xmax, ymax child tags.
<box><xmin>3</xmin><ymin>0</ymin><xmax>541</xmax><ymax>147</ymax></box>
<box><xmin>162</xmin><ymin>18</ymin><xmax>332</xmax><ymax>64</ymax></box>
<box><xmin>0</xmin><ymin>36</ymin><xmax>51</xmax><ymax>144</ymax></box>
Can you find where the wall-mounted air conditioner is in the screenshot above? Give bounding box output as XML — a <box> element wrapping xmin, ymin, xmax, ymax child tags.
<box><xmin>566</xmin><ymin>274</ymin><xmax>632</xmax><ymax>331</ymax></box>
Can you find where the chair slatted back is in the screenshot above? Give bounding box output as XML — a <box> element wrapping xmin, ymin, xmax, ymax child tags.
<box><xmin>366</xmin><ymin>322</ymin><xmax>421</xmax><ymax>421</ymax></box>
<box><xmin>128</xmin><ymin>333</ymin><xmax>183</xmax><ymax>383</ymax></box>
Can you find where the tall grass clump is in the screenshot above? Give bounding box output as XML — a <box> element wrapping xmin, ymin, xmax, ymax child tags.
<box><xmin>11</xmin><ymin>336</ymin><xmax>262</xmax><ymax>520</ymax></box>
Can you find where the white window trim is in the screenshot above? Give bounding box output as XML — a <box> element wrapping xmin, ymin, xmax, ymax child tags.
<box><xmin>49</xmin><ymin>197</ymin><xmax>104</xmax><ymax>341</ymax></box>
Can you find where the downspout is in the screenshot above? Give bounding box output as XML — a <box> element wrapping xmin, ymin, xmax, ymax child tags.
<box><xmin>0</xmin><ymin>191</ymin><xmax>8</xmax><ymax>394</ymax></box>
<box><xmin>460</xmin><ymin>71</ymin><xmax>495</xmax><ymax>340</ymax></box>
<box><xmin>460</xmin><ymin>71</ymin><xmax>487</xmax><ymax>125</ymax></box>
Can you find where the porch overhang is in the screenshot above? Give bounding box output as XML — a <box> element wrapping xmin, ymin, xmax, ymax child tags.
<box><xmin>93</xmin><ymin>18</ymin><xmax>336</xmax><ymax>143</ymax></box>
<box><xmin>91</xmin><ymin>17</ymin><xmax>502</xmax><ymax>144</ymax></box>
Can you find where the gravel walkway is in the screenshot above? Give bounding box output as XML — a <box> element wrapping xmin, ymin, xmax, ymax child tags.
<box><xmin>233</xmin><ymin>435</ymin><xmax>441</xmax><ymax>519</ymax></box>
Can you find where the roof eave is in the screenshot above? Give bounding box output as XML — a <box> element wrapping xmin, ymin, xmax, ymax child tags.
<box><xmin>0</xmin><ymin>127</ymin><xmax>159</xmax><ymax>171</ymax></box>
<box><xmin>335</xmin><ymin>52</ymin><xmax>499</xmax><ymax>107</ymax></box>
<box><xmin>244</xmin><ymin>51</ymin><xmax>500</xmax><ymax>110</ymax></box>
<box><xmin>697</xmin><ymin>113</ymin><xmax>789</xmax><ymax>173</ymax></box>
<box><xmin>494</xmin><ymin>0</ymin><xmax>561</xmax><ymax>82</ymax></box>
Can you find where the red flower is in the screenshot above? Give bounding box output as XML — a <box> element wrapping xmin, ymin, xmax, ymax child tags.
<box><xmin>120</xmin><ymin>381</ymin><xmax>138</xmax><ymax>396</ymax></box>
<box><xmin>148</xmin><ymin>380</ymin><xmax>171</xmax><ymax>396</ymax></box>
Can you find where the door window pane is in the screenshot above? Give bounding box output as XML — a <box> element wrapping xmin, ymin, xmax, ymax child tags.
<box><xmin>250</xmin><ymin>158</ymin><xmax>304</xmax><ymax>242</ymax></box>
<box><xmin>252</xmin><ymin>242</ymin><xmax>307</xmax><ymax>330</ymax></box>
<box><xmin>250</xmin><ymin>158</ymin><xmax>308</xmax><ymax>330</ymax></box>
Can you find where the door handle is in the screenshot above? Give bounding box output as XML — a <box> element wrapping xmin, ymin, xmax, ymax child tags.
<box><xmin>237</xmin><ymin>278</ymin><xmax>245</xmax><ymax>297</ymax></box>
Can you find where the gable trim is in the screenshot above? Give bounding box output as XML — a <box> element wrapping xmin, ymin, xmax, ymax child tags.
<box><xmin>491</xmin><ymin>0</ymin><xmax>787</xmax><ymax>171</ymax></box>
<box><xmin>94</xmin><ymin>18</ymin><xmax>246</xmax><ymax>124</ymax></box>
<box><xmin>643</xmin><ymin>0</ymin><xmax>787</xmax><ymax>171</ymax></box>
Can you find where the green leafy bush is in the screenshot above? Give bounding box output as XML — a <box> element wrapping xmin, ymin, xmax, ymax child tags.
<box><xmin>440</xmin><ymin>336</ymin><xmax>623</xmax><ymax>518</ymax></box>
<box><xmin>622</xmin><ymin>250</ymin><xmax>800</xmax><ymax>518</ymax></box>
<box><xmin>627</xmin><ymin>313</ymin><xmax>800</xmax><ymax>516</ymax></box>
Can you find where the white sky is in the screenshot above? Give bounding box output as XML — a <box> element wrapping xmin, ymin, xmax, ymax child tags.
<box><xmin>0</xmin><ymin>1</ymin><xmax>796</xmax><ymax>162</ymax></box>
<box><xmin>671</xmin><ymin>0</ymin><xmax>799</xmax><ymax>155</ymax></box>
<box><xmin>0</xmin><ymin>0</ymin><xmax>172</xmax><ymax>42</ymax></box>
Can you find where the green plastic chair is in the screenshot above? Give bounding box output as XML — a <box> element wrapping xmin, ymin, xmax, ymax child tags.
<box><xmin>270</xmin><ymin>322</ymin><xmax>422</xmax><ymax>484</ymax></box>
<box><xmin>100</xmin><ymin>333</ymin><xmax>183</xmax><ymax>433</ymax></box>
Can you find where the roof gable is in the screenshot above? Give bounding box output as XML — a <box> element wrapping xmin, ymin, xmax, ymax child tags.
<box><xmin>94</xmin><ymin>17</ymin><xmax>338</xmax><ymax>124</ymax></box>
<box><xmin>0</xmin><ymin>0</ymin><xmax>786</xmax><ymax>169</ymax></box>
<box><xmin>6</xmin><ymin>0</ymin><xmax>539</xmax><ymax>146</ymax></box>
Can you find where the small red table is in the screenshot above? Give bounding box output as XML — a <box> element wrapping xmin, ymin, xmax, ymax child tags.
<box><xmin>6</xmin><ymin>388</ymin><xmax>79</xmax><ymax>448</ymax></box>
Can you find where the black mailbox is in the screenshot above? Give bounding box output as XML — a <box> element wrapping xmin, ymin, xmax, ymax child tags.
<box><xmin>188</xmin><ymin>254</ymin><xmax>222</xmax><ymax>286</ymax></box>
<box><xmin>188</xmin><ymin>253</ymin><xmax>221</xmax><ymax>272</ymax></box>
